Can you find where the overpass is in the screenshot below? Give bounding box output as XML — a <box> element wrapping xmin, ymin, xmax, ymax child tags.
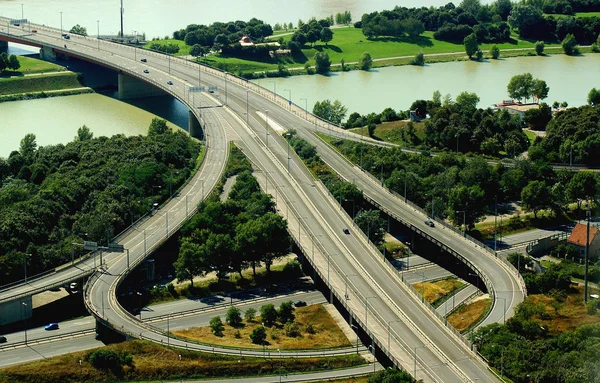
<box><xmin>0</xmin><ymin>18</ymin><xmax>525</xmax><ymax>382</ymax></box>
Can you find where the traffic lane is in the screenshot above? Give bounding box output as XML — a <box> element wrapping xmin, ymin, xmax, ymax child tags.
<box><xmin>225</xmin><ymin>89</ymin><xmax>498</xmax><ymax>382</ymax></box>
<box><xmin>143</xmin><ymin>290</ymin><xmax>324</xmax><ymax>320</ymax></box>
<box><xmin>0</xmin><ymin>335</ymin><xmax>102</xmax><ymax>368</ymax></box>
<box><xmin>402</xmin><ymin>266</ymin><xmax>455</xmax><ymax>285</ymax></box>
<box><xmin>0</xmin><ymin>317</ymin><xmax>95</xmax><ymax>344</ymax></box>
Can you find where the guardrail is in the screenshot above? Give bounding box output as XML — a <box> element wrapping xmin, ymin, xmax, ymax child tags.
<box><xmin>0</xmin><ymin>329</ymin><xmax>94</xmax><ymax>351</ymax></box>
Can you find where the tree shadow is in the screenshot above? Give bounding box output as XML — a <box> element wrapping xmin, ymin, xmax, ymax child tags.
<box><xmin>369</xmin><ymin>35</ymin><xmax>434</xmax><ymax>48</ymax></box>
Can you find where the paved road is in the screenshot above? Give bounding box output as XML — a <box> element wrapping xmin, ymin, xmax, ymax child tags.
<box><xmin>436</xmin><ymin>285</ymin><xmax>479</xmax><ymax>318</ymax></box>
<box><xmin>402</xmin><ymin>266</ymin><xmax>453</xmax><ymax>285</ymax></box>
<box><xmin>0</xmin><ymin>20</ymin><xmax>512</xmax><ymax>382</ymax></box>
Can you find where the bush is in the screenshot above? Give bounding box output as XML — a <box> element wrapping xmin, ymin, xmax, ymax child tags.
<box><xmin>250</xmin><ymin>326</ymin><xmax>267</xmax><ymax>344</ymax></box>
<box><xmin>490</xmin><ymin>45</ymin><xmax>500</xmax><ymax>59</ymax></box>
<box><xmin>226</xmin><ymin>306</ymin><xmax>242</xmax><ymax>327</ymax></box>
<box><xmin>476</xmin><ymin>49</ymin><xmax>484</xmax><ymax>61</ymax></box>
<box><xmin>282</xmin><ymin>259</ymin><xmax>302</xmax><ymax>276</ymax></box>
<box><xmin>305</xmin><ymin>323</ymin><xmax>317</xmax><ymax>334</ymax></box>
<box><xmin>209</xmin><ymin>316</ymin><xmax>224</xmax><ymax>337</ymax></box>
<box><xmin>88</xmin><ymin>349</ymin><xmax>133</xmax><ymax>372</ymax></box>
<box><xmin>562</xmin><ymin>34</ymin><xmax>579</xmax><ymax>56</ymax></box>
<box><xmin>586</xmin><ymin>300</ymin><xmax>597</xmax><ymax>315</ymax></box>
<box><xmin>278</xmin><ymin>301</ymin><xmax>295</xmax><ymax>323</ymax></box>
<box><xmin>284</xmin><ymin>322</ymin><xmax>302</xmax><ymax>337</ymax></box>
<box><xmin>535</xmin><ymin>41</ymin><xmax>545</xmax><ymax>55</ymax></box>
<box><xmin>260</xmin><ymin>304</ymin><xmax>278</xmax><ymax>326</ymax></box>
<box><xmin>358</xmin><ymin>52</ymin><xmax>373</xmax><ymax>70</ymax></box>
<box><xmin>314</xmin><ymin>51</ymin><xmax>331</xmax><ymax>74</ymax></box>
<box><xmin>244</xmin><ymin>307</ymin><xmax>257</xmax><ymax>322</ymax></box>
<box><xmin>410</xmin><ymin>51</ymin><xmax>424</xmax><ymax>66</ymax></box>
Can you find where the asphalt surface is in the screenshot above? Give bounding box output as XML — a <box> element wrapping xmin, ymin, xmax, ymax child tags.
<box><xmin>0</xmin><ymin>20</ymin><xmax>516</xmax><ymax>382</ymax></box>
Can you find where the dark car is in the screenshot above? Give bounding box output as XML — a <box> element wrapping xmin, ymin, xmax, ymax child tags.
<box><xmin>32</xmin><ymin>29</ymin><xmax>37</xmax><ymax>33</ymax></box>
<box><xmin>44</xmin><ymin>322</ymin><xmax>59</xmax><ymax>331</ymax></box>
<box><xmin>140</xmin><ymin>58</ymin><xmax>147</xmax><ymax>62</ymax></box>
<box><xmin>343</xmin><ymin>228</ymin><xmax>350</xmax><ymax>234</ymax></box>
<box><xmin>294</xmin><ymin>300</ymin><xmax>307</xmax><ymax>307</ymax></box>
<box><xmin>167</xmin><ymin>80</ymin><xmax>173</xmax><ymax>85</ymax></box>
<box><xmin>64</xmin><ymin>35</ymin><xmax>70</xmax><ymax>39</ymax></box>
<box><xmin>14</xmin><ymin>23</ymin><xmax>20</xmax><ymax>26</ymax></box>
<box><xmin>424</xmin><ymin>220</ymin><xmax>435</xmax><ymax>227</ymax></box>
<box><xmin>0</xmin><ymin>336</ymin><xmax>6</xmax><ymax>343</ymax></box>
<box><xmin>143</xmin><ymin>69</ymin><xmax>149</xmax><ymax>74</ymax></box>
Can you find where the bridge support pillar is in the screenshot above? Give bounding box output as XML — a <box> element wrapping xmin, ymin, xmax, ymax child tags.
<box><xmin>0</xmin><ymin>295</ymin><xmax>32</xmax><ymax>326</ymax></box>
<box><xmin>0</xmin><ymin>40</ymin><xmax>8</xmax><ymax>50</ymax></box>
<box><xmin>39</xmin><ymin>46</ymin><xmax>57</xmax><ymax>61</ymax></box>
<box><xmin>118</xmin><ymin>73</ymin><xmax>166</xmax><ymax>100</ymax></box>
<box><xmin>188</xmin><ymin>110</ymin><xmax>204</xmax><ymax>140</ymax></box>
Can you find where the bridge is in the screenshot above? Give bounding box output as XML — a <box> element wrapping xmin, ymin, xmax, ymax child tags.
<box><xmin>0</xmin><ymin>18</ymin><xmax>526</xmax><ymax>382</ymax></box>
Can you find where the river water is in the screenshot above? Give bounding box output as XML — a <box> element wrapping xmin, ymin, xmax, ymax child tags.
<box><xmin>0</xmin><ymin>0</ymin><xmax>495</xmax><ymax>39</ymax></box>
<box><xmin>263</xmin><ymin>54</ymin><xmax>600</xmax><ymax>115</ymax></box>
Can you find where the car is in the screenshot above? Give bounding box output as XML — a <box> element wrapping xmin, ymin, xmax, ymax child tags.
<box><xmin>45</xmin><ymin>323</ymin><xmax>59</xmax><ymax>330</ymax></box>
<box><xmin>140</xmin><ymin>58</ymin><xmax>147</xmax><ymax>62</ymax></box>
<box><xmin>0</xmin><ymin>336</ymin><xmax>6</xmax><ymax>343</ymax></box>
<box><xmin>208</xmin><ymin>89</ymin><xmax>214</xmax><ymax>93</ymax></box>
<box><xmin>14</xmin><ymin>23</ymin><xmax>20</xmax><ymax>27</ymax></box>
<box><xmin>294</xmin><ymin>300</ymin><xmax>307</xmax><ymax>307</ymax></box>
<box><xmin>32</xmin><ymin>29</ymin><xmax>37</xmax><ymax>33</ymax></box>
<box><xmin>63</xmin><ymin>35</ymin><xmax>70</xmax><ymax>39</ymax></box>
<box><xmin>424</xmin><ymin>220</ymin><xmax>435</xmax><ymax>227</ymax></box>
<box><xmin>143</xmin><ymin>69</ymin><xmax>149</xmax><ymax>74</ymax></box>
<box><xmin>167</xmin><ymin>80</ymin><xmax>173</xmax><ymax>85</ymax></box>
<box><xmin>343</xmin><ymin>228</ymin><xmax>350</xmax><ymax>234</ymax></box>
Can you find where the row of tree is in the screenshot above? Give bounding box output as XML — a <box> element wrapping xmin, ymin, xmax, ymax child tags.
<box><xmin>290</xmin><ymin>18</ymin><xmax>334</xmax><ymax>47</ymax></box>
<box><xmin>0</xmin><ymin>53</ymin><xmax>20</xmax><ymax>72</ymax></box>
<box><xmin>173</xmin><ymin>18</ymin><xmax>273</xmax><ymax>49</ymax></box>
<box><xmin>0</xmin><ymin>119</ymin><xmax>201</xmax><ymax>285</ymax></box>
<box><xmin>174</xmin><ymin>147</ymin><xmax>291</xmax><ymax>285</ymax></box>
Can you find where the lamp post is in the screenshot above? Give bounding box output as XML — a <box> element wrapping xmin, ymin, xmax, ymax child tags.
<box><xmin>167</xmin><ymin>312</ymin><xmax>172</xmax><ymax>347</ymax></box>
<box><xmin>345</xmin><ymin>273</ymin><xmax>357</xmax><ymax>300</ymax></box>
<box><xmin>79</xmin><ymin>359</ymin><xmax>82</xmax><ymax>381</ymax></box>
<box><xmin>497</xmin><ymin>297</ymin><xmax>507</xmax><ymax>324</ymax></box>
<box><xmin>387</xmin><ymin>320</ymin><xmax>399</xmax><ymax>350</ymax></box>
<box><xmin>264</xmin><ymin>110</ymin><xmax>270</xmax><ymax>148</ymax></box>
<box><xmin>456</xmin><ymin>210</ymin><xmax>466</xmax><ymax>237</ymax></box>
<box><xmin>300</xmin><ymin>98</ymin><xmax>307</xmax><ymax>118</ymax></box>
<box><xmin>22</xmin><ymin>302</ymin><xmax>28</xmax><ymax>345</ymax></box>
<box><xmin>97</xmin><ymin>20</ymin><xmax>100</xmax><ymax>50</ymax></box>
<box><xmin>284</xmin><ymin>89</ymin><xmax>291</xmax><ymax>110</ymax></box>
<box><xmin>178</xmin><ymin>354</ymin><xmax>182</xmax><ymax>383</ymax></box>
<box><xmin>21</xmin><ymin>4</ymin><xmax>24</xmax><ymax>20</ymax></box>
<box><xmin>245</xmin><ymin>90</ymin><xmax>250</xmax><ymax>123</ymax></box>
<box><xmin>350</xmin><ymin>324</ymin><xmax>359</xmax><ymax>354</ymax></box>
<box><xmin>60</xmin><ymin>11</ymin><xmax>63</xmax><ymax>35</ymax></box>
<box><xmin>413</xmin><ymin>345</ymin><xmax>426</xmax><ymax>378</ymax></box>
<box><xmin>365</xmin><ymin>296</ymin><xmax>376</xmax><ymax>327</ymax></box>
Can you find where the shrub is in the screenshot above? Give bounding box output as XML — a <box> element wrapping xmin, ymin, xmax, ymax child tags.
<box><xmin>88</xmin><ymin>349</ymin><xmax>133</xmax><ymax>372</ymax></box>
<box><xmin>305</xmin><ymin>323</ymin><xmax>317</xmax><ymax>334</ymax></box>
<box><xmin>260</xmin><ymin>304</ymin><xmax>278</xmax><ymax>326</ymax></box>
<box><xmin>358</xmin><ymin>52</ymin><xmax>373</xmax><ymax>70</ymax></box>
<box><xmin>410</xmin><ymin>51</ymin><xmax>424</xmax><ymax>66</ymax></box>
<box><xmin>250</xmin><ymin>326</ymin><xmax>267</xmax><ymax>344</ymax></box>
<box><xmin>284</xmin><ymin>322</ymin><xmax>302</xmax><ymax>337</ymax></box>
<box><xmin>226</xmin><ymin>306</ymin><xmax>242</xmax><ymax>327</ymax></box>
<box><xmin>244</xmin><ymin>307</ymin><xmax>257</xmax><ymax>322</ymax></box>
<box><xmin>476</xmin><ymin>49</ymin><xmax>483</xmax><ymax>61</ymax></box>
<box><xmin>562</xmin><ymin>34</ymin><xmax>579</xmax><ymax>56</ymax></box>
<box><xmin>209</xmin><ymin>316</ymin><xmax>224</xmax><ymax>337</ymax></box>
<box><xmin>282</xmin><ymin>259</ymin><xmax>302</xmax><ymax>276</ymax></box>
<box><xmin>490</xmin><ymin>45</ymin><xmax>500</xmax><ymax>59</ymax></box>
<box><xmin>278</xmin><ymin>301</ymin><xmax>295</xmax><ymax>323</ymax></box>
<box><xmin>535</xmin><ymin>41</ymin><xmax>545</xmax><ymax>55</ymax></box>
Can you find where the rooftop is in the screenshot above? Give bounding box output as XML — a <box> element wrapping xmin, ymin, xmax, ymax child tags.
<box><xmin>567</xmin><ymin>223</ymin><xmax>599</xmax><ymax>247</ymax></box>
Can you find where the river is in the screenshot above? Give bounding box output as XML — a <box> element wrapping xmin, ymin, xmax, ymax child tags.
<box><xmin>0</xmin><ymin>0</ymin><xmax>494</xmax><ymax>39</ymax></box>
<box><xmin>262</xmin><ymin>54</ymin><xmax>600</xmax><ymax>116</ymax></box>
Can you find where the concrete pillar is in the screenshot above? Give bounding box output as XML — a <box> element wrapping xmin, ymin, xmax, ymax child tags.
<box><xmin>0</xmin><ymin>40</ymin><xmax>8</xmax><ymax>50</ymax></box>
<box><xmin>188</xmin><ymin>110</ymin><xmax>203</xmax><ymax>140</ymax></box>
<box><xmin>117</xmin><ymin>73</ymin><xmax>165</xmax><ymax>100</ymax></box>
<box><xmin>39</xmin><ymin>46</ymin><xmax>57</xmax><ymax>61</ymax></box>
<box><xmin>0</xmin><ymin>295</ymin><xmax>32</xmax><ymax>326</ymax></box>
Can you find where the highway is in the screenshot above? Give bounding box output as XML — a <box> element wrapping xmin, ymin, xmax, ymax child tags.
<box><xmin>0</xmin><ymin>19</ymin><xmax>519</xmax><ymax>382</ymax></box>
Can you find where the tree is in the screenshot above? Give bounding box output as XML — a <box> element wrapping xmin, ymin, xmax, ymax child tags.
<box><xmin>249</xmin><ymin>326</ymin><xmax>266</xmax><ymax>344</ymax></box>
<box><xmin>244</xmin><ymin>308</ymin><xmax>257</xmax><ymax>322</ymax></box>
<box><xmin>88</xmin><ymin>349</ymin><xmax>133</xmax><ymax>372</ymax></box>
<box><xmin>358</xmin><ymin>52</ymin><xmax>373</xmax><ymax>71</ymax></box>
<box><xmin>460</xmin><ymin>0</ymin><xmax>481</xmax><ymax>14</ymax></box>
<box><xmin>566</xmin><ymin>172</ymin><xmax>598</xmax><ymax>210</ymax></box>
<box><xmin>507</xmin><ymin>73</ymin><xmax>534</xmax><ymax>102</ymax></box>
<box><xmin>411</xmin><ymin>51</ymin><xmax>424</xmax><ymax>66</ymax></box>
<box><xmin>523</xmin><ymin>103</ymin><xmax>552</xmax><ymax>130</ymax></box>
<box><xmin>402</xmin><ymin>18</ymin><xmax>425</xmax><ymax>38</ymax></box>
<box><xmin>354</xmin><ymin>210</ymin><xmax>385</xmax><ymax>245</ymax></box>
<box><xmin>190</xmin><ymin>44</ymin><xmax>207</xmax><ymax>61</ymax></box>
<box><xmin>19</xmin><ymin>133</ymin><xmax>37</xmax><ymax>161</ymax></box>
<box><xmin>448</xmin><ymin>184</ymin><xmax>486</xmax><ymax>228</ymax></box>
<box><xmin>148</xmin><ymin>118</ymin><xmax>170</xmax><ymax>136</ymax></box>
<box><xmin>464</xmin><ymin>33</ymin><xmax>479</xmax><ymax>58</ymax></box>
<box><xmin>69</xmin><ymin>24</ymin><xmax>88</xmax><ymax>36</ymax></box>
<box><xmin>535</xmin><ymin>41</ymin><xmax>545</xmax><ymax>55</ymax></box>
<box><xmin>226</xmin><ymin>306</ymin><xmax>243</xmax><ymax>327</ymax></box>
<box><xmin>8</xmin><ymin>55</ymin><xmax>20</xmax><ymax>71</ymax></box>
<box><xmin>494</xmin><ymin>0</ymin><xmax>513</xmax><ymax>20</ymax></box>
<box><xmin>174</xmin><ymin>239</ymin><xmax>203</xmax><ymax>286</ymax></box>
<box><xmin>260</xmin><ymin>304</ymin><xmax>278</xmax><ymax>327</ymax></box>
<box><xmin>75</xmin><ymin>125</ymin><xmax>94</xmax><ymax>141</ymax></box>
<box><xmin>278</xmin><ymin>301</ymin><xmax>295</xmax><ymax>323</ymax></box>
<box><xmin>0</xmin><ymin>52</ymin><xmax>7</xmax><ymax>72</ymax></box>
<box><xmin>312</xmin><ymin>99</ymin><xmax>348</xmax><ymax>124</ymax></box>
<box><xmin>521</xmin><ymin>180</ymin><xmax>551</xmax><ymax>218</ymax></box>
<box><xmin>314</xmin><ymin>51</ymin><xmax>331</xmax><ymax>74</ymax></box>
<box><xmin>588</xmin><ymin>88</ymin><xmax>600</xmax><ymax>106</ymax></box>
<box><xmin>320</xmin><ymin>27</ymin><xmax>333</xmax><ymax>45</ymax></box>
<box><xmin>532</xmin><ymin>79</ymin><xmax>549</xmax><ymax>101</ymax></box>
<box><xmin>209</xmin><ymin>316</ymin><xmax>224</xmax><ymax>336</ymax></box>
<box><xmin>490</xmin><ymin>45</ymin><xmax>500</xmax><ymax>59</ymax></box>
<box><xmin>456</xmin><ymin>91</ymin><xmax>480</xmax><ymax>113</ymax></box>
<box><xmin>508</xmin><ymin>4</ymin><xmax>544</xmax><ymax>37</ymax></box>
<box><xmin>562</xmin><ymin>33</ymin><xmax>579</xmax><ymax>55</ymax></box>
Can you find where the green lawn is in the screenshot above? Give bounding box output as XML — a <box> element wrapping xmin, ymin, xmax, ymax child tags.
<box><xmin>575</xmin><ymin>11</ymin><xmax>600</xmax><ymax>18</ymax></box>
<box><xmin>0</xmin><ymin>56</ymin><xmax>65</xmax><ymax>77</ymax></box>
<box><xmin>0</xmin><ymin>72</ymin><xmax>83</xmax><ymax>95</ymax></box>
<box><xmin>144</xmin><ymin>39</ymin><xmax>191</xmax><ymax>56</ymax></box>
<box><xmin>524</xmin><ymin>130</ymin><xmax>537</xmax><ymax>145</ymax></box>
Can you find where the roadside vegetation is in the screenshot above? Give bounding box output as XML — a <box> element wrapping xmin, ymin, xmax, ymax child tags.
<box><xmin>173</xmin><ymin>303</ymin><xmax>351</xmax><ymax>349</ymax></box>
<box><xmin>447</xmin><ymin>297</ymin><xmax>492</xmax><ymax>332</ymax></box>
<box><xmin>0</xmin><ymin>119</ymin><xmax>202</xmax><ymax>286</ymax></box>
<box><xmin>0</xmin><ymin>340</ymin><xmax>365</xmax><ymax>383</ymax></box>
<box><xmin>413</xmin><ymin>278</ymin><xmax>465</xmax><ymax>306</ymax></box>
<box><xmin>0</xmin><ymin>72</ymin><xmax>84</xmax><ymax>95</ymax></box>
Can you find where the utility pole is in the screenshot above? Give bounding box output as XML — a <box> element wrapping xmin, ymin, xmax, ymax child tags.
<box><xmin>585</xmin><ymin>210</ymin><xmax>591</xmax><ymax>303</ymax></box>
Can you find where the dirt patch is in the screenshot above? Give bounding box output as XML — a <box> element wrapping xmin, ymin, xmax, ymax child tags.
<box><xmin>172</xmin><ymin>304</ymin><xmax>351</xmax><ymax>350</ymax></box>
<box><xmin>413</xmin><ymin>278</ymin><xmax>465</xmax><ymax>306</ymax></box>
<box><xmin>447</xmin><ymin>297</ymin><xmax>492</xmax><ymax>332</ymax></box>
<box><xmin>31</xmin><ymin>289</ymin><xmax>70</xmax><ymax>309</ymax></box>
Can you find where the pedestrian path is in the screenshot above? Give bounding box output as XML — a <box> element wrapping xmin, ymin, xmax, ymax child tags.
<box><xmin>436</xmin><ymin>284</ymin><xmax>479</xmax><ymax>318</ymax></box>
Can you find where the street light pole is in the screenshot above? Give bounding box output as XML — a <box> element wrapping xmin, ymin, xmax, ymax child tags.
<box><xmin>365</xmin><ymin>296</ymin><xmax>376</xmax><ymax>327</ymax></box>
<box><xmin>270</xmin><ymin>80</ymin><xmax>276</xmax><ymax>100</ymax></box>
<box><xmin>456</xmin><ymin>210</ymin><xmax>466</xmax><ymax>236</ymax></box>
<box><xmin>498</xmin><ymin>297</ymin><xmax>506</xmax><ymax>324</ymax></box>
<box><xmin>284</xmin><ymin>89</ymin><xmax>291</xmax><ymax>110</ymax></box>
<box><xmin>60</xmin><ymin>12</ymin><xmax>63</xmax><ymax>35</ymax></box>
<box><xmin>97</xmin><ymin>20</ymin><xmax>100</xmax><ymax>50</ymax></box>
<box><xmin>300</xmin><ymin>98</ymin><xmax>307</xmax><ymax>118</ymax></box>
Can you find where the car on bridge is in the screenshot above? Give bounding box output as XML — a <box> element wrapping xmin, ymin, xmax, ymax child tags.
<box><xmin>140</xmin><ymin>58</ymin><xmax>147</xmax><ymax>62</ymax></box>
<box><xmin>0</xmin><ymin>336</ymin><xmax>6</xmax><ymax>343</ymax></box>
<box><xmin>143</xmin><ymin>69</ymin><xmax>149</xmax><ymax>74</ymax></box>
<box><xmin>424</xmin><ymin>220</ymin><xmax>435</xmax><ymax>227</ymax></box>
<box><xmin>44</xmin><ymin>322</ymin><xmax>59</xmax><ymax>331</ymax></box>
<box><xmin>167</xmin><ymin>80</ymin><xmax>173</xmax><ymax>85</ymax></box>
<box><xmin>32</xmin><ymin>29</ymin><xmax>37</xmax><ymax>33</ymax></box>
<box><xmin>343</xmin><ymin>228</ymin><xmax>350</xmax><ymax>234</ymax></box>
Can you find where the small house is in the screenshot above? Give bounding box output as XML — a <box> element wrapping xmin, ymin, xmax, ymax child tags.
<box><xmin>567</xmin><ymin>223</ymin><xmax>600</xmax><ymax>258</ymax></box>
<box><xmin>239</xmin><ymin>36</ymin><xmax>254</xmax><ymax>46</ymax></box>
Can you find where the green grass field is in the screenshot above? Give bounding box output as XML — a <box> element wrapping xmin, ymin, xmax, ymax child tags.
<box><xmin>15</xmin><ymin>56</ymin><xmax>65</xmax><ymax>74</ymax></box>
<box><xmin>145</xmin><ymin>27</ymin><xmax>561</xmax><ymax>74</ymax></box>
<box><xmin>144</xmin><ymin>39</ymin><xmax>191</xmax><ymax>56</ymax></box>
<box><xmin>0</xmin><ymin>72</ymin><xmax>83</xmax><ymax>95</ymax></box>
<box><xmin>575</xmin><ymin>11</ymin><xmax>600</xmax><ymax>17</ymax></box>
